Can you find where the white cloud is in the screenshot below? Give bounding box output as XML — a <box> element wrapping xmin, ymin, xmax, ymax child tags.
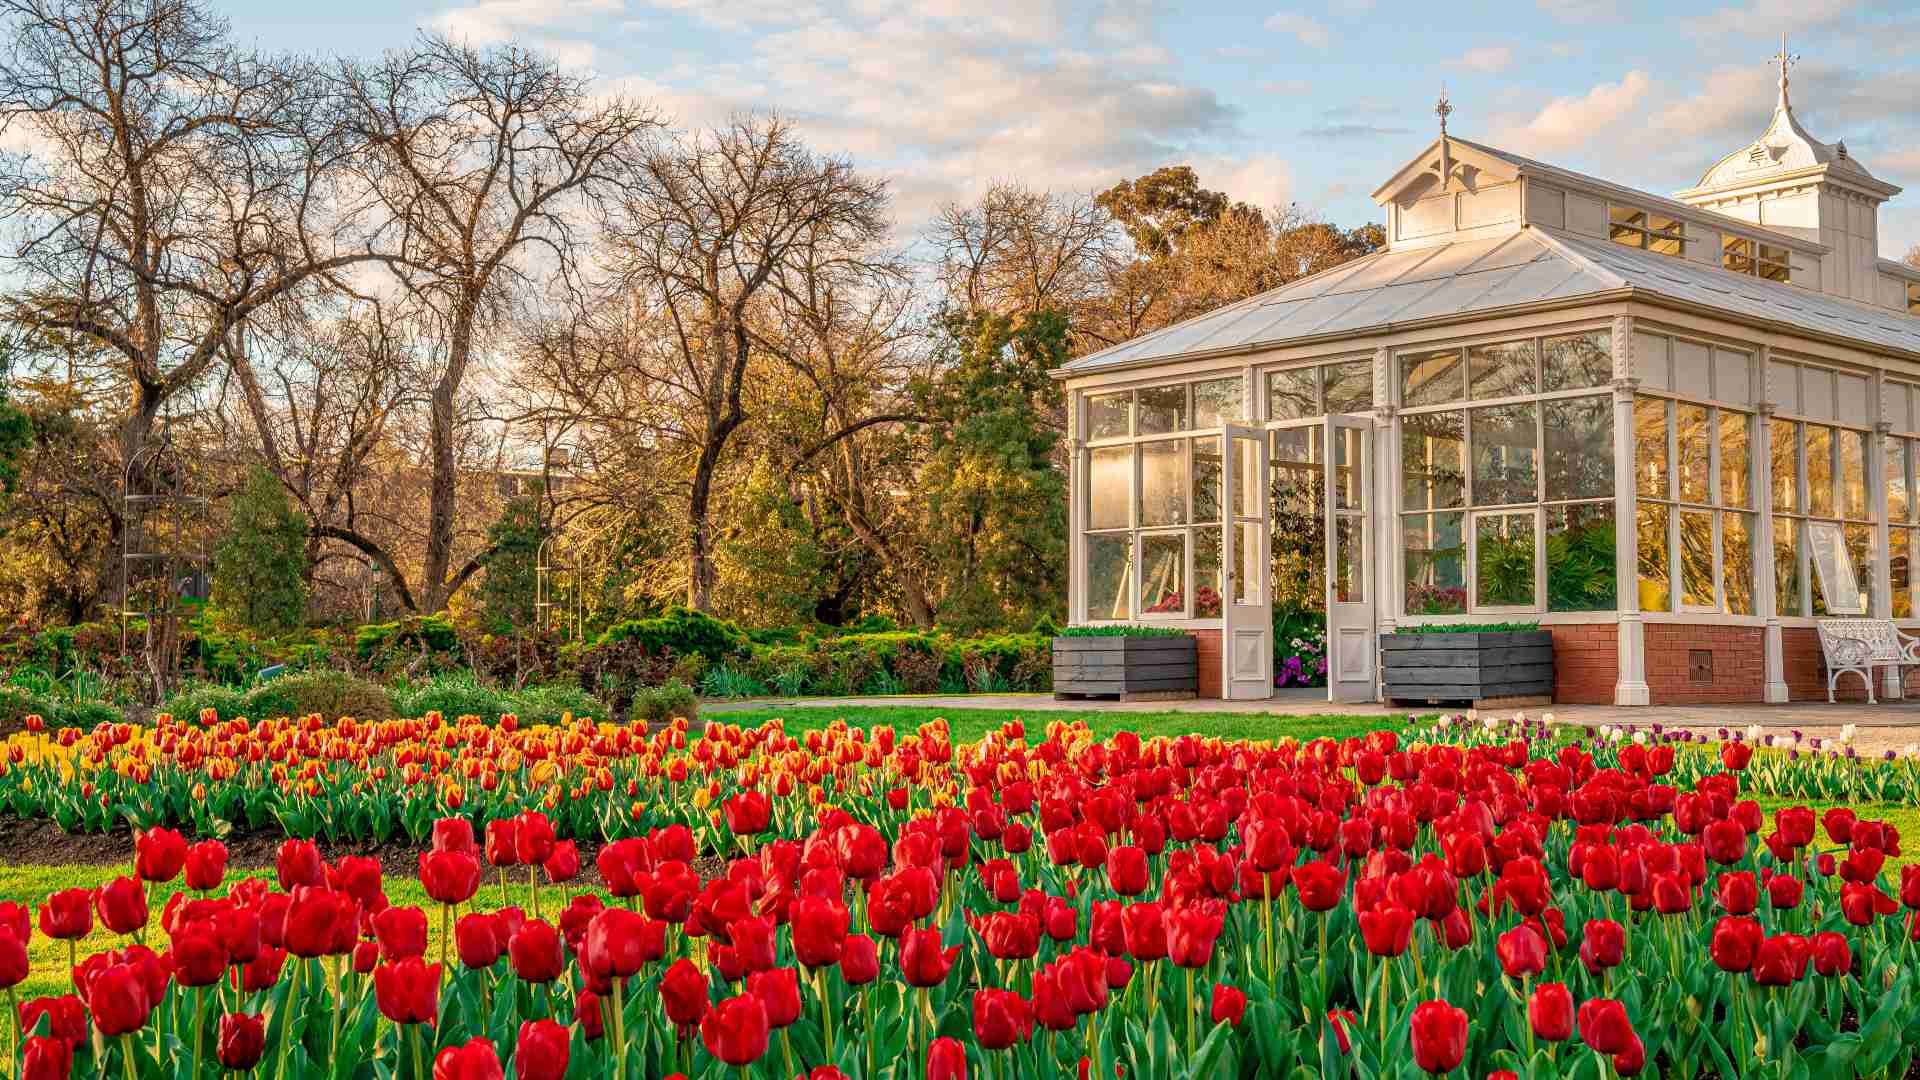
<box><xmin>1682</xmin><ymin>0</ymin><xmax>1862</xmax><ymax>38</ymax></box>
<box><xmin>1199</xmin><ymin>152</ymin><xmax>1294</xmax><ymax>210</ymax></box>
<box><xmin>1491</xmin><ymin>70</ymin><xmax>1651</xmax><ymax>155</ymax></box>
<box><xmin>432</xmin><ymin>0</ymin><xmax>626</xmax><ymax>44</ymax></box>
<box><xmin>1263</xmin><ymin>11</ymin><xmax>1331</xmax><ymax>49</ymax></box>
<box><xmin>1447</xmin><ymin>45</ymin><xmax>1513</xmax><ymax>74</ymax></box>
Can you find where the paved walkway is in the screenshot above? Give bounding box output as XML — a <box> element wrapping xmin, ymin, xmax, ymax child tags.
<box><xmin>705</xmin><ymin>691</ymin><xmax>1920</xmax><ymax>755</ymax></box>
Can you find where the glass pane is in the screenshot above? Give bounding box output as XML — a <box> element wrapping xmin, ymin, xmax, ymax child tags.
<box><xmin>1635</xmin><ymin>398</ymin><xmax>1669</xmax><ymax>500</ymax></box>
<box><xmin>1140</xmin><ymin>439</ymin><xmax>1188</xmax><ymax>526</ymax></box>
<box><xmin>1679</xmin><ymin>509</ymin><xmax>1715</xmax><ymax>607</ymax></box>
<box><xmin>1324</xmin><ymin>361</ymin><xmax>1373</xmax><ymax>414</ymax></box>
<box><xmin>1403</xmin><ymin>512</ymin><xmax>1467</xmax><ymax>614</ymax></box>
<box><xmin>1233</xmin><ymin>435</ymin><xmax>1263</xmax><ymax>518</ymax></box>
<box><xmin>1194</xmin><ymin>526</ymin><xmax>1222</xmax><ymax>617</ymax></box>
<box><xmin>1720</xmin><ymin>412</ymin><xmax>1751</xmax><ymax>509</ymax></box>
<box><xmin>1475</xmin><ymin>512</ymin><xmax>1537</xmax><ymax>608</ymax></box>
<box><xmin>1887</xmin><ymin>438</ymin><xmax>1911</xmax><ymax>525</ymax></box>
<box><xmin>1890</xmin><ymin>527</ymin><xmax>1910</xmax><ymax>619</ymax></box>
<box><xmin>1267</xmin><ymin>368</ymin><xmax>1317</xmax><ymax>421</ymax></box>
<box><xmin>1400</xmin><ymin>411</ymin><xmax>1464</xmax><ymax>510</ymax></box>
<box><xmin>1269</xmin><ymin>428</ymin><xmax>1324</xmax><ymax>612</ymax></box>
<box><xmin>1637</xmin><ymin>503</ymin><xmax>1671</xmax><ymax>612</ymax></box>
<box><xmin>1546</xmin><ymin>503</ymin><xmax>1617</xmax><ymax>612</ymax></box>
<box><xmin>1844</xmin><ymin>525</ymin><xmax>1873</xmax><ymax>616</ymax></box>
<box><xmin>1542</xmin><ymin>331</ymin><xmax>1610</xmax><ymax>392</ymax></box>
<box><xmin>1723</xmin><ymin>512</ymin><xmax>1754</xmax><ymax>615</ymax></box>
<box><xmin>1401</xmin><ymin>349</ymin><xmax>1463</xmax><ymax>407</ymax></box>
<box><xmin>1237</xmin><ymin>522</ymin><xmax>1264</xmax><ymax>606</ymax></box>
<box><xmin>1192</xmin><ymin>438</ymin><xmax>1222</xmax><ymax>524</ymax></box>
<box><xmin>1271</xmin><ymin>427</ymin><xmax>1322</xmax><ymax>519</ymax></box>
<box><xmin>1086</xmin><ymin>534</ymin><xmax>1133</xmax><ymax>620</ymax></box>
<box><xmin>1140</xmin><ymin>533</ymin><xmax>1186</xmax><ymax>615</ymax></box>
<box><xmin>1470</xmin><ymin>403</ymin><xmax>1539</xmax><ymax>506</ymax></box>
<box><xmin>1137</xmin><ymin>384</ymin><xmax>1188</xmax><ymax>435</ymax></box>
<box><xmin>1806</xmin><ymin>425</ymin><xmax>1833</xmax><ymax>518</ymax></box>
<box><xmin>1468</xmin><ymin>339</ymin><xmax>1537</xmax><ymax>400</ymax></box>
<box><xmin>1839</xmin><ymin>429</ymin><xmax>1867</xmax><ymax>520</ymax></box>
<box><xmin>1088</xmin><ymin>393</ymin><xmax>1130</xmax><ymax>440</ymax></box>
<box><xmin>1193</xmin><ymin>377</ymin><xmax>1243</xmax><ymax>429</ymax></box>
<box><xmin>1089</xmin><ymin>447</ymin><xmax>1131</xmax><ymax>530</ymax></box>
<box><xmin>1770</xmin><ymin>419</ymin><xmax>1798</xmax><ymax>514</ymax></box>
<box><xmin>1774</xmin><ymin>516</ymin><xmax>1801</xmax><ymax>616</ymax></box>
<box><xmin>1544</xmin><ymin>396</ymin><xmax>1613</xmax><ymax>501</ymax></box>
<box><xmin>1333</xmin><ymin>517</ymin><xmax>1364</xmax><ymax>603</ymax></box>
<box><xmin>1332</xmin><ymin>425</ymin><xmax>1363</xmax><ymax>512</ymax></box>
<box><xmin>1677</xmin><ymin>404</ymin><xmax>1711</xmax><ymax>505</ymax></box>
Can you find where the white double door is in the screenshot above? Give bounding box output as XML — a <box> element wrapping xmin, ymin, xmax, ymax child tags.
<box><xmin>1262</xmin><ymin>415</ymin><xmax>1378</xmax><ymax>703</ymax></box>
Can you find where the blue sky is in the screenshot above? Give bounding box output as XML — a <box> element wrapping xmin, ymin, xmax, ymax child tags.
<box><xmin>217</xmin><ymin>0</ymin><xmax>1920</xmax><ymax>258</ymax></box>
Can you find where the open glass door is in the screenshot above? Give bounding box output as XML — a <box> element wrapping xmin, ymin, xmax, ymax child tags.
<box><xmin>1220</xmin><ymin>424</ymin><xmax>1272</xmax><ymax>699</ymax></box>
<box><xmin>1325</xmin><ymin>415</ymin><xmax>1376</xmax><ymax>702</ymax></box>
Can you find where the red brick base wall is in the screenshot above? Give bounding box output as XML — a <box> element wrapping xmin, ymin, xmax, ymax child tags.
<box><xmin>1189</xmin><ymin>629</ymin><xmax>1223</xmax><ymax>699</ymax></box>
<box><xmin>1548</xmin><ymin>624</ymin><xmax>1617</xmax><ymax>704</ymax></box>
<box><xmin>1645</xmin><ymin>624</ymin><xmax>1764</xmax><ymax>704</ymax></box>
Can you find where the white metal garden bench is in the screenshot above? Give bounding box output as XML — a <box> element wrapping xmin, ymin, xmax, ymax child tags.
<box><xmin>1815</xmin><ymin>618</ymin><xmax>1920</xmax><ymax>703</ymax></box>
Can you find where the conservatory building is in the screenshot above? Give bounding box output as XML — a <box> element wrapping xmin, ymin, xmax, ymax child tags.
<box><xmin>1054</xmin><ymin>73</ymin><xmax>1920</xmax><ymax>706</ymax></box>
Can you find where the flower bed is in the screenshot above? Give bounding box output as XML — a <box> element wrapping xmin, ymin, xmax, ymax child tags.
<box><xmin>0</xmin><ymin>714</ymin><xmax>1916</xmax><ymax>1078</ymax></box>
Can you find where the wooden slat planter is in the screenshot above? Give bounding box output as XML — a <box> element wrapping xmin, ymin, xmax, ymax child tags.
<box><xmin>1380</xmin><ymin>630</ymin><xmax>1554</xmax><ymax>707</ymax></box>
<box><xmin>1052</xmin><ymin>635</ymin><xmax>1198</xmax><ymax>701</ymax></box>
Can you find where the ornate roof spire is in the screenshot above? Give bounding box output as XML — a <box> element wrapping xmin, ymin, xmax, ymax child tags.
<box><xmin>1435</xmin><ymin>84</ymin><xmax>1453</xmax><ymax>136</ymax></box>
<box><xmin>1770</xmin><ymin>33</ymin><xmax>1799</xmax><ymax>113</ymax></box>
<box><xmin>1434</xmin><ymin>85</ymin><xmax>1455</xmax><ymax>190</ymax></box>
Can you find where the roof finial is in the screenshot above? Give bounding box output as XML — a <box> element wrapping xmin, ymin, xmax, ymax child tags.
<box><xmin>1770</xmin><ymin>33</ymin><xmax>1799</xmax><ymax>112</ymax></box>
<box><xmin>1434</xmin><ymin>85</ymin><xmax>1455</xmax><ymax>190</ymax></box>
<box><xmin>1435</xmin><ymin>84</ymin><xmax>1453</xmax><ymax>136</ymax></box>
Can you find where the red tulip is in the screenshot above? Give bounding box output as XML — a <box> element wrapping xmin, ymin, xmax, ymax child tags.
<box><xmin>284</xmin><ymin>887</ymin><xmax>356</xmax><ymax>958</ymax></box>
<box><xmin>1576</xmin><ymin>998</ymin><xmax>1632</xmax><ymax>1054</ymax></box>
<box><xmin>542</xmin><ymin>842</ymin><xmax>580</xmax><ymax>884</ymax></box>
<box><xmin>900</xmin><ymin>927</ymin><xmax>959</xmax><ymax>987</ymax></box>
<box><xmin>1529</xmin><ymin>982</ymin><xmax>1573</xmax><ymax>1041</ymax></box>
<box><xmin>420</xmin><ymin>851</ymin><xmax>483</xmax><ymax>906</ymax></box>
<box><xmin>1359</xmin><ymin>904</ymin><xmax>1414</xmax><ymax>958</ymax></box>
<box><xmin>1840</xmin><ymin>882</ymin><xmax>1898</xmax><ymax>926</ymax></box>
<box><xmin>1211</xmin><ymin>983</ymin><xmax>1247</xmax><ymax>1027</ymax></box>
<box><xmin>661</xmin><ymin>958</ymin><xmax>709</xmax><ymax>1033</ymax></box>
<box><xmin>575</xmin><ymin>991</ymin><xmax>603</xmax><ymax>1041</ymax></box>
<box><xmin>1768</xmin><ymin>873</ymin><xmax>1804</xmax><ymax>910</ymax></box>
<box><xmin>1105</xmin><ymin>846</ymin><xmax>1149</xmax><ymax>896</ymax></box>
<box><xmin>240</xmin><ymin>947</ymin><xmax>286</xmax><ymax>993</ymax></box>
<box><xmin>1719</xmin><ymin>741</ymin><xmax>1753</xmax><ymax>771</ymax></box>
<box><xmin>217</xmin><ymin>1013</ymin><xmax>265</xmax><ymax>1071</ymax></box>
<box><xmin>1752</xmin><ymin>933</ymin><xmax>1809</xmax><ymax>986</ymax></box>
<box><xmin>840</xmin><ymin>934</ymin><xmax>879</xmax><ymax>985</ymax></box>
<box><xmin>373</xmin><ymin>906</ymin><xmax>429</xmax><ymax>961</ymax></box>
<box><xmin>1164</xmin><ymin>904</ymin><xmax>1224</xmax><ymax>968</ymax></box>
<box><xmin>1292</xmin><ymin>862</ymin><xmax>1346</xmax><ymax>911</ymax></box>
<box><xmin>486</xmin><ymin>819</ymin><xmax>520</xmax><ymax>868</ymax></box>
<box><xmin>1813</xmin><ymin>931</ymin><xmax>1851</xmax><ymax>976</ymax></box>
<box><xmin>722</xmin><ymin>791</ymin><xmax>772</xmax><ymax>836</ymax></box>
<box><xmin>434</xmin><ymin>818</ymin><xmax>478</xmax><ymax>855</ymax></box>
<box><xmin>433</xmin><ymin>1037</ymin><xmax>504</xmax><ymax>1080</ymax></box>
<box><xmin>790</xmin><ymin>896</ymin><xmax>849</xmax><ymax>969</ymax></box>
<box><xmin>85</xmin><ymin>963</ymin><xmax>152</xmax><ymax>1037</ymax></box>
<box><xmin>135</xmin><ymin>828</ymin><xmax>187</xmax><ymax>884</ymax></box>
<box><xmin>972</xmin><ymin>988</ymin><xmax>1032</xmax><ymax>1050</ymax></box>
<box><xmin>741</xmin><ymin>968</ymin><xmax>796</xmax><ymax>1032</ymax></box>
<box><xmin>926</xmin><ymin>1037</ymin><xmax>967</xmax><ymax>1080</ymax></box>
<box><xmin>20</xmin><ymin>1035</ymin><xmax>71</xmax><ymax>1080</ymax></box>
<box><xmin>1710</xmin><ymin>916</ymin><xmax>1764</xmax><ymax>973</ymax></box>
<box><xmin>374</xmin><ymin>958</ymin><xmax>441</xmax><ymax>1025</ymax></box>
<box><xmin>1578</xmin><ymin>919</ymin><xmax>1624</xmax><ymax>971</ymax></box>
<box><xmin>1120</xmin><ymin>902</ymin><xmax>1167</xmax><ymax>961</ymax></box>
<box><xmin>276</xmin><ymin>839</ymin><xmax>325</xmax><ymax>890</ymax></box>
<box><xmin>508</xmin><ymin>920</ymin><xmax>564</xmax><ymax>984</ymax></box>
<box><xmin>699</xmin><ymin>992</ymin><xmax>771</xmax><ymax>1066</ymax></box>
<box><xmin>1408</xmin><ymin>1000</ymin><xmax>1468</xmax><ymax>1074</ymax></box>
<box><xmin>184</xmin><ymin>841</ymin><xmax>228</xmax><ymax>892</ymax></box>
<box><xmin>36</xmin><ymin>890</ymin><xmax>90</xmax><ymax>942</ymax></box>
<box><xmin>456</xmin><ymin>914</ymin><xmax>502</xmax><ymax>970</ymax></box>
<box><xmin>514</xmin><ymin>812</ymin><xmax>556</xmax><ymax>866</ymax></box>
<box><xmin>1326</xmin><ymin>1008</ymin><xmax>1356</xmax><ymax>1053</ymax></box>
<box><xmin>94</xmin><ymin>878</ymin><xmax>146</xmax><ymax>936</ymax></box>
<box><xmin>1495</xmin><ymin>924</ymin><xmax>1546</xmax><ymax>977</ymax></box>
<box><xmin>166</xmin><ymin>925</ymin><xmax>224</xmax><ymax>988</ymax></box>
<box><xmin>513</xmin><ymin>1019</ymin><xmax>570</xmax><ymax>1080</ymax></box>
<box><xmin>980</xmin><ymin>911</ymin><xmax>1040</xmax><ymax>962</ymax></box>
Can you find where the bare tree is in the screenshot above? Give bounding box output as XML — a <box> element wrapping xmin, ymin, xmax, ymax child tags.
<box><xmin>926</xmin><ymin>182</ymin><xmax>1116</xmax><ymax>347</ymax></box>
<box><xmin>0</xmin><ymin>0</ymin><xmax>390</xmax><ymax>600</ymax></box>
<box><xmin>336</xmin><ymin>34</ymin><xmax>659</xmax><ymax>611</ymax></box>
<box><xmin>602</xmin><ymin>114</ymin><xmax>890</xmax><ymax>610</ymax></box>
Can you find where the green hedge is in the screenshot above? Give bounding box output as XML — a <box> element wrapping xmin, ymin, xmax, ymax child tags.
<box><xmin>1055</xmin><ymin>625</ymin><xmax>1188</xmax><ymax>638</ymax></box>
<box><xmin>700</xmin><ymin>628</ymin><xmax>1052</xmax><ymax>698</ymax></box>
<box><xmin>597</xmin><ymin>607</ymin><xmax>748</xmax><ymax>665</ymax></box>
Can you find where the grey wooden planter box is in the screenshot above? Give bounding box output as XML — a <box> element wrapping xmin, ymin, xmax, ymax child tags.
<box><xmin>1380</xmin><ymin>630</ymin><xmax>1554</xmax><ymax>705</ymax></box>
<box><xmin>1052</xmin><ymin>635</ymin><xmax>1197</xmax><ymax>701</ymax></box>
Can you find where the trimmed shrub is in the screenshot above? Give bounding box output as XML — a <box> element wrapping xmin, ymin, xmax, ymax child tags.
<box><xmin>630</xmin><ymin>681</ymin><xmax>697</xmax><ymax>727</ymax></box>
<box><xmin>596</xmin><ymin>607</ymin><xmax>747</xmax><ymax>666</ymax></box>
<box><xmin>392</xmin><ymin>672</ymin><xmax>609</xmax><ymax>727</ymax></box>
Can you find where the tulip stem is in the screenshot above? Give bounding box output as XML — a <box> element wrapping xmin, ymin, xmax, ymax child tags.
<box><xmin>529</xmin><ymin>866</ymin><xmax>540</xmax><ymax>920</ymax></box>
<box><xmin>439</xmin><ymin>904</ymin><xmax>452</xmax><ymax>982</ymax></box>
<box><xmin>1379</xmin><ymin>958</ymin><xmax>1389</xmax><ymax>1047</ymax></box>
<box><xmin>275</xmin><ymin>957</ymin><xmax>304</xmax><ymax>1080</ymax></box>
<box><xmin>121</xmin><ymin>1033</ymin><xmax>137</xmax><ymax>1080</ymax></box>
<box><xmin>1185</xmin><ymin>966</ymin><xmax>1196</xmax><ymax>1061</ymax></box>
<box><xmin>1521</xmin><ymin>974</ymin><xmax>1534</xmax><ymax>1060</ymax></box>
<box><xmin>1319</xmin><ymin>912</ymin><xmax>1331</xmax><ymax>1010</ymax></box>
<box><xmin>192</xmin><ymin>984</ymin><xmax>211</xmax><ymax>1080</ymax></box>
<box><xmin>780</xmin><ymin>1028</ymin><xmax>796</xmax><ymax>1078</ymax></box>
<box><xmin>815</xmin><ymin>967</ymin><xmax>834</xmax><ymax>1061</ymax></box>
<box><xmin>411</xmin><ymin>1023</ymin><xmax>425</xmax><ymax>1080</ymax></box>
<box><xmin>611</xmin><ymin>975</ymin><xmax>628</xmax><ymax>1080</ymax></box>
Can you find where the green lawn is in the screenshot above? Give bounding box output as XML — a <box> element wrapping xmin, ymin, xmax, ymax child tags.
<box><xmin>705</xmin><ymin>703</ymin><xmax>1404</xmax><ymax>745</ymax></box>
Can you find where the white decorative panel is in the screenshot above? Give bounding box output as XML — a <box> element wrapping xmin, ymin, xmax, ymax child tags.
<box><xmin>1565</xmin><ymin>193</ymin><xmax>1608</xmax><ymax>239</ymax></box>
<box><xmin>1712</xmin><ymin>349</ymin><xmax>1752</xmax><ymax>405</ymax></box>
<box><xmin>1800</xmin><ymin>366</ymin><xmax>1835</xmax><ymax>420</ymax></box>
<box><xmin>1335</xmin><ymin>626</ymin><xmax>1372</xmax><ymax>679</ymax></box>
<box><xmin>1525</xmin><ymin>183</ymin><xmax>1566</xmax><ymax>229</ymax></box>
<box><xmin>1632</xmin><ymin>331</ymin><xmax>1670</xmax><ymax>388</ymax></box>
<box><xmin>1231</xmin><ymin>630</ymin><xmax>1265</xmax><ymax>679</ymax></box>
<box><xmin>1673</xmin><ymin>339</ymin><xmax>1712</xmax><ymax>398</ymax></box>
<box><xmin>1837</xmin><ymin>373</ymin><xmax>1870</xmax><ymax>423</ymax></box>
<box><xmin>1457</xmin><ymin>181</ymin><xmax>1519</xmax><ymax>229</ymax></box>
<box><xmin>1769</xmin><ymin>361</ymin><xmax>1799</xmax><ymax>414</ymax></box>
<box><xmin>1401</xmin><ymin>192</ymin><xmax>1453</xmax><ymax>240</ymax></box>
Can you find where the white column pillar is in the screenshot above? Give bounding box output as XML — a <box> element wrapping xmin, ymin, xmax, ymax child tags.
<box><xmin>1874</xmin><ymin>403</ymin><xmax>1900</xmax><ymax>697</ymax></box>
<box><xmin>1753</xmin><ymin>391</ymin><xmax>1790</xmax><ymax>703</ymax></box>
<box><xmin>1067</xmin><ymin>390</ymin><xmax>1087</xmax><ymax>624</ymax></box>
<box><xmin>1611</xmin><ymin>317</ymin><xmax>1650</xmax><ymax>705</ymax></box>
<box><xmin>1372</xmin><ymin>346</ymin><xmax>1397</xmax><ymax>653</ymax></box>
